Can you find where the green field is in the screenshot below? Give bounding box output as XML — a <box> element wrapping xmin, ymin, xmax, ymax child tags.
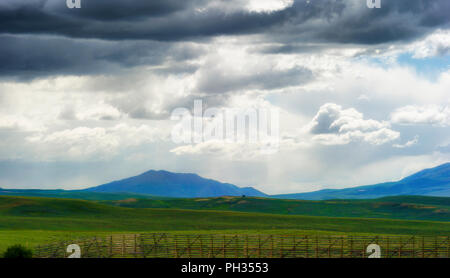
<box><xmin>1</xmin><ymin>195</ymin><xmax>450</xmax><ymax>254</ymax></box>
<box><xmin>102</xmin><ymin>195</ymin><xmax>450</xmax><ymax>222</ymax></box>
<box><xmin>2</xmin><ymin>188</ymin><xmax>450</xmax><ymax>221</ymax></box>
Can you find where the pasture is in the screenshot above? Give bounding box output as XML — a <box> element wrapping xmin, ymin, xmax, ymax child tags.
<box><xmin>1</xmin><ymin>195</ymin><xmax>450</xmax><ymax>255</ymax></box>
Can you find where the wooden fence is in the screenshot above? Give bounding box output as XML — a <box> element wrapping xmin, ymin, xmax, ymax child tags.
<box><xmin>35</xmin><ymin>234</ymin><xmax>450</xmax><ymax>258</ymax></box>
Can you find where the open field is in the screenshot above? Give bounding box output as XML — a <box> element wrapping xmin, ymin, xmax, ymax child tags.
<box><xmin>102</xmin><ymin>195</ymin><xmax>450</xmax><ymax>222</ymax></box>
<box><xmin>2</xmin><ymin>189</ymin><xmax>450</xmax><ymax>221</ymax></box>
<box><xmin>1</xmin><ymin>195</ymin><xmax>450</xmax><ymax>255</ymax></box>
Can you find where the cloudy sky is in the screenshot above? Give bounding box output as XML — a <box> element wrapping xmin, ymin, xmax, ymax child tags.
<box><xmin>0</xmin><ymin>0</ymin><xmax>449</xmax><ymax>194</ymax></box>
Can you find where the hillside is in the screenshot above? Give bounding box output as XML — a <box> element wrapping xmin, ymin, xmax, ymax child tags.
<box><xmin>273</xmin><ymin>163</ymin><xmax>450</xmax><ymax>200</ymax></box>
<box><xmin>0</xmin><ymin>195</ymin><xmax>449</xmax><ymax>236</ymax></box>
<box><xmin>85</xmin><ymin>170</ymin><xmax>266</xmax><ymax>198</ymax></box>
<box><xmin>103</xmin><ymin>195</ymin><xmax>450</xmax><ymax>222</ymax></box>
<box><xmin>0</xmin><ymin>188</ymin><xmax>163</xmax><ymax>201</ymax></box>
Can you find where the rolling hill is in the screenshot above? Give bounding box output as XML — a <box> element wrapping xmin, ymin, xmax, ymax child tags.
<box><xmin>273</xmin><ymin>163</ymin><xmax>450</xmax><ymax>200</ymax></box>
<box><xmin>1</xmin><ymin>187</ymin><xmax>450</xmax><ymax>222</ymax></box>
<box><xmin>85</xmin><ymin>170</ymin><xmax>266</xmax><ymax>198</ymax></box>
<box><xmin>0</xmin><ymin>188</ymin><xmax>162</xmax><ymax>201</ymax></box>
<box><xmin>103</xmin><ymin>195</ymin><xmax>450</xmax><ymax>222</ymax></box>
<box><xmin>0</xmin><ymin>195</ymin><xmax>449</xmax><ymax>236</ymax></box>
<box><xmin>1</xmin><ymin>195</ymin><xmax>450</xmax><ymax>253</ymax></box>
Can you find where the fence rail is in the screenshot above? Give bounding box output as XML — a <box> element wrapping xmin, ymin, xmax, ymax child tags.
<box><xmin>35</xmin><ymin>234</ymin><xmax>450</xmax><ymax>258</ymax></box>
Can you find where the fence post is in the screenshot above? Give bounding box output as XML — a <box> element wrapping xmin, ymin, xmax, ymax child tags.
<box><xmin>328</xmin><ymin>236</ymin><xmax>331</xmax><ymax>258</ymax></box>
<box><xmin>187</xmin><ymin>235</ymin><xmax>192</xmax><ymax>258</ymax></box>
<box><xmin>422</xmin><ymin>236</ymin><xmax>425</xmax><ymax>258</ymax></box>
<box><xmin>315</xmin><ymin>235</ymin><xmax>319</xmax><ymax>258</ymax></box>
<box><xmin>134</xmin><ymin>234</ymin><xmax>137</xmax><ymax>258</ymax></box>
<box><xmin>305</xmin><ymin>235</ymin><xmax>309</xmax><ymax>258</ymax></box>
<box><xmin>258</xmin><ymin>235</ymin><xmax>261</xmax><ymax>258</ymax></box>
<box><xmin>223</xmin><ymin>235</ymin><xmax>226</xmax><ymax>258</ymax></box>
<box><xmin>93</xmin><ymin>236</ymin><xmax>97</xmax><ymax>257</ymax></box>
<box><xmin>141</xmin><ymin>234</ymin><xmax>147</xmax><ymax>259</ymax></box>
<box><xmin>122</xmin><ymin>235</ymin><xmax>125</xmax><ymax>257</ymax></box>
<box><xmin>435</xmin><ymin>237</ymin><xmax>438</xmax><ymax>258</ymax></box>
<box><xmin>349</xmin><ymin>236</ymin><xmax>353</xmax><ymax>258</ymax></box>
<box><xmin>280</xmin><ymin>237</ymin><xmax>283</xmax><ymax>258</ymax></box>
<box><xmin>210</xmin><ymin>235</ymin><xmax>214</xmax><ymax>258</ymax></box>
<box><xmin>235</xmin><ymin>235</ymin><xmax>239</xmax><ymax>258</ymax></box>
<box><xmin>447</xmin><ymin>236</ymin><xmax>450</xmax><ymax>258</ymax></box>
<box><xmin>270</xmin><ymin>236</ymin><xmax>274</xmax><ymax>258</ymax></box>
<box><xmin>109</xmin><ymin>236</ymin><xmax>113</xmax><ymax>258</ymax></box>
<box><xmin>293</xmin><ymin>235</ymin><xmax>296</xmax><ymax>258</ymax></box>
<box><xmin>200</xmin><ymin>236</ymin><xmax>204</xmax><ymax>258</ymax></box>
<box><xmin>362</xmin><ymin>239</ymin><xmax>365</xmax><ymax>259</ymax></box>
<box><xmin>174</xmin><ymin>235</ymin><xmax>178</xmax><ymax>258</ymax></box>
<box><xmin>412</xmin><ymin>236</ymin><xmax>415</xmax><ymax>258</ymax></box>
<box><xmin>152</xmin><ymin>233</ymin><xmax>157</xmax><ymax>257</ymax></box>
<box><xmin>165</xmin><ymin>234</ymin><xmax>170</xmax><ymax>258</ymax></box>
<box><xmin>245</xmin><ymin>235</ymin><xmax>249</xmax><ymax>258</ymax></box>
<box><xmin>386</xmin><ymin>237</ymin><xmax>389</xmax><ymax>258</ymax></box>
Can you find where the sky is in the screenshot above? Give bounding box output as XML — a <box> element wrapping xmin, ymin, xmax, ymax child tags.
<box><xmin>0</xmin><ymin>0</ymin><xmax>449</xmax><ymax>194</ymax></box>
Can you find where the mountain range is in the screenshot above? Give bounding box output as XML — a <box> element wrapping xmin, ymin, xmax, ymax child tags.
<box><xmin>85</xmin><ymin>163</ymin><xmax>450</xmax><ymax>199</ymax></box>
<box><xmin>1</xmin><ymin>163</ymin><xmax>449</xmax><ymax>200</ymax></box>
<box><xmin>273</xmin><ymin>163</ymin><xmax>450</xmax><ymax>200</ymax></box>
<box><xmin>85</xmin><ymin>170</ymin><xmax>266</xmax><ymax>198</ymax></box>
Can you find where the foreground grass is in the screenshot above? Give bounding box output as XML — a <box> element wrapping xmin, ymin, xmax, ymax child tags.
<box><xmin>0</xmin><ymin>228</ymin><xmax>435</xmax><ymax>254</ymax></box>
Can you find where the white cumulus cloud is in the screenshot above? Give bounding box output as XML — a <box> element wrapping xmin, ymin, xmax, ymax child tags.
<box><xmin>411</xmin><ymin>29</ymin><xmax>450</xmax><ymax>58</ymax></box>
<box><xmin>307</xmin><ymin>103</ymin><xmax>400</xmax><ymax>145</ymax></box>
<box><xmin>393</xmin><ymin>135</ymin><xmax>419</xmax><ymax>149</ymax></box>
<box><xmin>246</xmin><ymin>0</ymin><xmax>294</xmax><ymax>13</ymax></box>
<box><xmin>391</xmin><ymin>105</ymin><xmax>450</xmax><ymax>126</ymax></box>
<box><xmin>26</xmin><ymin>124</ymin><xmax>164</xmax><ymax>161</ymax></box>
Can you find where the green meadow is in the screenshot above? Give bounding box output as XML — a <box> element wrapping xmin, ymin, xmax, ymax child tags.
<box><xmin>1</xmin><ymin>195</ymin><xmax>450</xmax><ymax>253</ymax></box>
<box><xmin>102</xmin><ymin>195</ymin><xmax>450</xmax><ymax>222</ymax></box>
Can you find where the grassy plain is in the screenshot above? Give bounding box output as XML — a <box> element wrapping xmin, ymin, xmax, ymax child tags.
<box><xmin>1</xmin><ymin>195</ymin><xmax>450</xmax><ymax>253</ymax></box>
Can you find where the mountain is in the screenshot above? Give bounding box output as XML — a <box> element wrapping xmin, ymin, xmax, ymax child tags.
<box><xmin>273</xmin><ymin>163</ymin><xmax>450</xmax><ymax>200</ymax></box>
<box><xmin>85</xmin><ymin>170</ymin><xmax>266</xmax><ymax>198</ymax></box>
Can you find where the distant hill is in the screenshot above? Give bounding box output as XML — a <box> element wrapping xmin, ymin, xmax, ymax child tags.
<box><xmin>1</xmin><ymin>195</ymin><xmax>449</xmax><ymax>236</ymax></box>
<box><xmin>273</xmin><ymin>163</ymin><xmax>450</xmax><ymax>200</ymax></box>
<box><xmin>0</xmin><ymin>188</ymin><xmax>161</xmax><ymax>201</ymax></box>
<box><xmin>103</xmin><ymin>195</ymin><xmax>450</xmax><ymax>222</ymax></box>
<box><xmin>85</xmin><ymin>170</ymin><xmax>266</xmax><ymax>198</ymax></box>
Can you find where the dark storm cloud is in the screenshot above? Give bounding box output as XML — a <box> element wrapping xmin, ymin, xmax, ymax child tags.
<box><xmin>0</xmin><ymin>35</ymin><xmax>204</xmax><ymax>79</ymax></box>
<box><xmin>0</xmin><ymin>0</ymin><xmax>448</xmax><ymax>43</ymax></box>
<box><xmin>0</xmin><ymin>0</ymin><xmax>289</xmax><ymax>41</ymax></box>
<box><xmin>56</xmin><ymin>0</ymin><xmax>202</xmax><ymax>20</ymax></box>
<box><xmin>196</xmin><ymin>66</ymin><xmax>314</xmax><ymax>94</ymax></box>
<box><xmin>0</xmin><ymin>0</ymin><xmax>449</xmax><ymax>79</ymax></box>
<box><xmin>263</xmin><ymin>0</ymin><xmax>450</xmax><ymax>45</ymax></box>
<box><xmin>0</xmin><ymin>0</ymin><xmax>350</xmax><ymax>42</ymax></box>
<box><xmin>254</xmin><ymin>44</ymin><xmax>331</xmax><ymax>55</ymax></box>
